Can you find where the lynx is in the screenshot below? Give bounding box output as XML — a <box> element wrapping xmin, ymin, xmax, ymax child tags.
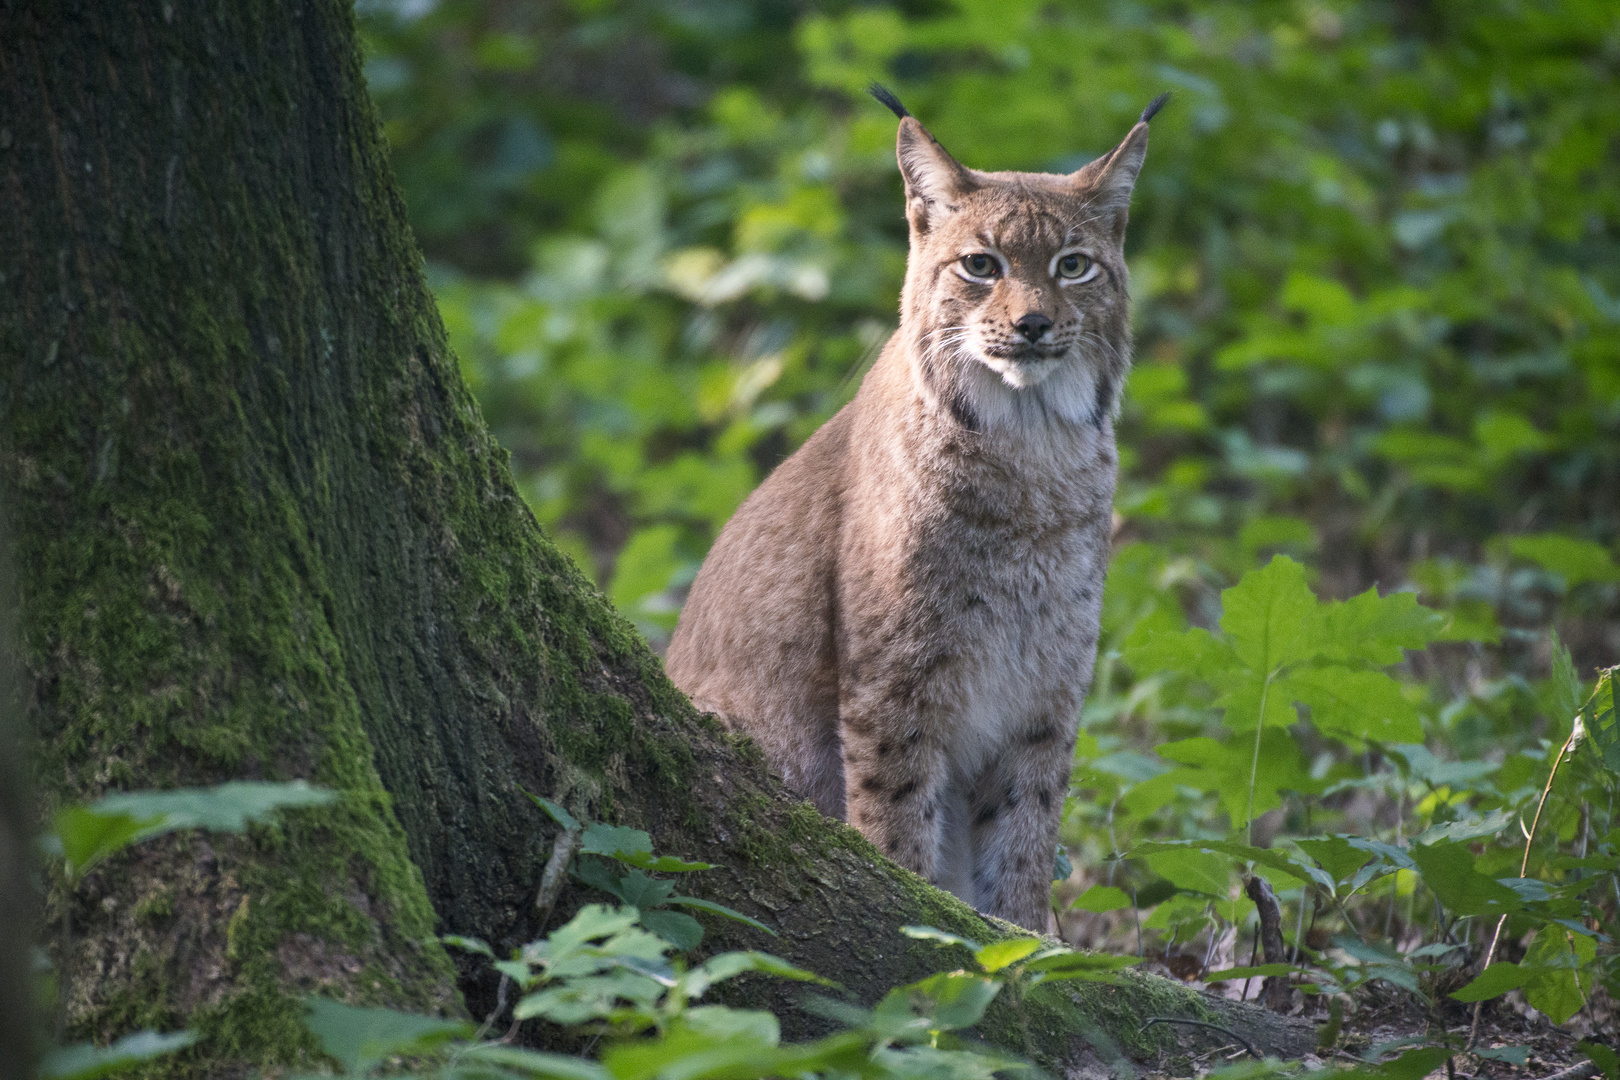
<box><xmin>666</xmin><ymin>86</ymin><xmax>1164</xmax><ymax>931</ymax></box>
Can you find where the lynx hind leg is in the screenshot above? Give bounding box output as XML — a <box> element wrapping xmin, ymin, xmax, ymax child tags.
<box><xmin>841</xmin><ymin>721</ymin><xmax>949</xmax><ymax>882</ymax></box>
<box><xmin>698</xmin><ymin>699</ymin><xmax>847</xmax><ymax>821</ymax></box>
<box><xmin>969</xmin><ymin>719</ymin><xmax>1076</xmax><ymax>932</ymax></box>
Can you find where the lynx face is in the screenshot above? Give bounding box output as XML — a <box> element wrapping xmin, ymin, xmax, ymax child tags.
<box><xmin>893</xmin><ymin>109</ymin><xmax>1150</xmax><ymax>432</ymax></box>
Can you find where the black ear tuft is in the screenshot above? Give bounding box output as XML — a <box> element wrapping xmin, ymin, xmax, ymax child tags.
<box><xmin>868</xmin><ymin>82</ymin><xmax>911</xmax><ymax>120</ymax></box>
<box><xmin>1139</xmin><ymin>92</ymin><xmax>1171</xmax><ymax>124</ymax></box>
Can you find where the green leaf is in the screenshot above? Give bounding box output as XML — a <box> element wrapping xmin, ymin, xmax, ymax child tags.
<box><xmin>1509</xmin><ymin>534</ymin><xmax>1620</xmax><ymax>586</ymax></box>
<box><xmin>39</xmin><ymin>1031</ymin><xmax>199</xmax><ymax>1080</ymax></box>
<box><xmin>879</xmin><ymin>971</ymin><xmax>1003</xmax><ymax>1031</ymax></box>
<box><xmin>1522</xmin><ymin>925</ymin><xmax>1597</xmax><ymax>1025</ymax></box>
<box><xmin>1021</xmin><ymin>948</ymin><xmax>1140</xmax><ymax>984</ymax></box>
<box><xmin>302</xmin><ymin>998</ymin><xmax>472</xmax><ymax>1075</ymax></box>
<box><xmin>1473</xmin><ymin>1046</ymin><xmax>1531</xmax><ymax>1065</ymax></box>
<box><xmin>1124</xmin><ymin>625</ymin><xmax>1238</xmax><ymax>681</ymax></box>
<box><xmin>92</xmin><ymin>780</ymin><xmax>336</xmax><ymax>833</ymax></box>
<box><xmin>1578</xmin><ymin>1042</ymin><xmax>1620</xmax><ymax>1080</ymax></box>
<box><xmin>51</xmin><ymin>805</ymin><xmax>163</xmax><ymax>880</ymax></box>
<box><xmin>1408</xmin><ymin>841</ymin><xmax>1523</xmax><ymax>917</ymax></box>
<box><xmin>1201</xmin><ymin>964</ymin><xmax>1298</xmax><ymax>981</ymax></box>
<box><xmin>682</xmin><ymin>950</ymin><xmax>838</xmax><ymax>999</ymax></box>
<box><xmin>1218</xmin><ymin>556</ymin><xmax>1321</xmax><ymax>674</ymax></box>
<box><xmin>1070</xmin><ymin>885</ymin><xmax>1132</xmax><ymax>912</ymax></box>
<box><xmin>1053</xmin><ymin>847</ymin><xmax>1074</xmax><ymax>881</ymax></box>
<box><xmin>1449</xmin><ymin>962</ymin><xmax>1526</xmax><ymax>1002</ymax></box>
<box><xmin>52</xmin><ymin>781</ymin><xmax>337</xmax><ymax>879</ymax></box>
<box><xmin>618</xmin><ymin>852</ymin><xmax>715</xmax><ymax>873</ymax></box>
<box><xmin>1282</xmin><ymin>666</ymin><xmax>1422</xmax><ymax>744</ymax></box>
<box><xmin>1313</xmin><ymin>588</ymin><xmax>1444</xmax><ymax>666</ymax></box>
<box><xmin>578</xmin><ymin>823</ymin><xmax>654</xmax><ymax>861</ymax></box>
<box><xmin>669</xmin><ymin>895</ymin><xmax>776</xmax><ymax>935</ymax></box>
<box><xmin>1371</xmin><ymin>1047</ymin><xmax>1453</xmax><ymax>1080</ymax></box>
<box><xmin>1295</xmin><ymin>835</ymin><xmax>1372</xmax><ymax>885</ymax></box>
<box><xmin>901</xmin><ymin>925</ymin><xmax>982</xmax><ymax>952</ymax></box>
<box><xmin>1139</xmin><ymin>846</ymin><xmax>1230</xmax><ymax>897</ymax></box>
<box><xmin>525</xmin><ymin>791</ymin><xmax>581</xmax><ymax>832</ymax></box>
<box><xmin>1587</xmin><ymin>668</ymin><xmax>1620</xmax><ymax>776</ymax></box>
<box><xmin>1550</xmin><ymin>629</ymin><xmax>1582</xmax><ymax>725</ymax></box>
<box><xmin>461</xmin><ymin>1044</ymin><xmax>613</xmax><ymax>1080</ymax></box>
<box><xmin>613</xmin><ymin>869</ymin><xmax>676</xmax><ymax>910</ymax></box>
<box><xmin>639</xmin><ymin>908</ymin><xmax>704</xmax><ymax>951</ymax></box>
<box><xmin>973</xmin><ymin>937</ymin><xmax>1043</xmax><ymax>972</ymax></box>
<box><xmin>438</xmin><ymin>935</ymin><xmax>493</xmax><ymax>957</ymax></box>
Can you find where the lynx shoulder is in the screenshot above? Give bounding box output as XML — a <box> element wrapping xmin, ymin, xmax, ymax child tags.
<box><xmin>666</xmin><ymin>88</ymin><xmax>1164</xmax><ymax>932</ymax></box>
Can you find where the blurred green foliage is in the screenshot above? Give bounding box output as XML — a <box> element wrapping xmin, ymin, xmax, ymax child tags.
<box><xmin>358</xmin><ymin>0</ymin><xmax>1620</xmax><ymax>1014</ymax></box>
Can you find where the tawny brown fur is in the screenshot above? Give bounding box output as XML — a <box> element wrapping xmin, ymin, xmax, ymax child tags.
<box><xmin>666</xmin><ymin>98</ymin><xmax>1155</xmax><ymax>931</ymax></box>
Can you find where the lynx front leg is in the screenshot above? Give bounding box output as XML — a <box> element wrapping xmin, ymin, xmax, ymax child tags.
<box><xmin>969</xmin><ymin>718</ymin><xmax>1076</xmax><ymax>931</ymax></box>
<box><xmin>840</xmin><ymin>719</ymin><xmax>949</xmax><ymax>883</ymax></box>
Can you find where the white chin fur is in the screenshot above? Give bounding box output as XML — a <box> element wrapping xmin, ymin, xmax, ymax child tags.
<box><xmin>955</xmin><ymin>347</ymin><xmax>1103</xmax><ymax>430</ymax></box>
<box><xmin>976</xmin><ymin>351</ymin><xmax>1060</xmax><ymax>389</ymax></box>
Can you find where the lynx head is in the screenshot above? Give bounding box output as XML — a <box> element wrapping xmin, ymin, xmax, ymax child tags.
<box><xmin>871</xmin><ymin>86</ymin><xmax>1165</xmax><ymax>432</ymax></box>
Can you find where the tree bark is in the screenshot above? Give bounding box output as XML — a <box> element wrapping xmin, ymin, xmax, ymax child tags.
<box><xmin>0</xmin><ymin>2</ymin><xmax>1313</xmax><ymax>1075</ymax></box>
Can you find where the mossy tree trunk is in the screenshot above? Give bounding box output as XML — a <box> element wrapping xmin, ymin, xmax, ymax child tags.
<box><xmin>0</xmin><ymin>2</ymin><xmax>1312</xmax><ymax>1075</ymax></box>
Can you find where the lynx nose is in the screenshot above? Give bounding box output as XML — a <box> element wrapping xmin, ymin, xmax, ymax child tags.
<box><xmin>1014</xmin><ymin>312</ymin><xmax>1052</xmax><ymax>342</ymax></box>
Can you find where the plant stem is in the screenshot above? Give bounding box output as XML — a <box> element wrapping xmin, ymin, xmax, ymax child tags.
<box><xmin>1467</xmin><ymin>719</ymin><xmax>1582</xmax><ymax>1048</ymax></box>
<box><xmin>1246</xmin><ymin>672</ymin><xmax>1275</xmax><ymax>847</ymax></box>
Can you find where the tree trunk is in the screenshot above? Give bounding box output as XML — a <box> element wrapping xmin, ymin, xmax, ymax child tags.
<box><xmin>0</xmin><ymin>2</ymin><xmax>1313</xmax><ymax>1075</ymax></box>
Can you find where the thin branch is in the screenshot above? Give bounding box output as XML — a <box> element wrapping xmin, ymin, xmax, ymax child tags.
<box><xmin>1143</xmin><ymin>1017</ymin><xmax>1262</xmax><ymax>1060</ymax></box>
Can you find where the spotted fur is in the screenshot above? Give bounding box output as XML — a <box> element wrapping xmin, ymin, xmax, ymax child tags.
<box><xmin>666</xmin><ymin>93</ymin><xmax>1159</xmax><ymax>931</ymax></box>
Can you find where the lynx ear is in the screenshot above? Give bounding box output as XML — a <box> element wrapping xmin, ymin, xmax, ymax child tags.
<box><xmin>869</xmin><ymin>83</ymin><xmax>976</xmax><ymax>233</ymax></box>
<box><xmin>896</xmin><ymin>118</ymin><xmax>976</xmax><ymax>233</ymax></box>
<box><xmin>1070</xmin><ymin>93</ymin><xmax>1167</xmax><ymax>241</ymax></box>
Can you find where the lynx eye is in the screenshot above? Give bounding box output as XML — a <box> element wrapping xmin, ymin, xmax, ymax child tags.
<box><xmin>959</xmin><ymin>253</ymin><xmax>1000</xmax><ymax>280</ymax></box>
<box><xmin>1056</xmin><ymin>253</ymin><xmax>1094</xmax><ymax>281</ymax></box>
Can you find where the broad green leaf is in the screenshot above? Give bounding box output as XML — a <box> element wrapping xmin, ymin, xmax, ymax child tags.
<box><xmin>302</xmin><ymin>998</ymin><xmax>472</xmax><ymax>1075</ymax></box>
<box><xmin>1295</xmin><ymin>836</ymin><xmax>1372</xmax><ymax>885</ymax></box>
<box><xmin>578</xmin><ymin>823</ymin><xmax>654</xmax><ymax>861</ymax></box>
<box><xmin>1407</xmin><ymin>841</ymin><xmax>1522</xmax><ymax>917</ymax></box>
<box><xmin>680</xmin><ymin>1004</ymin><xmax>782</xmax><ymax>1046</ymax></box>
<box><xmin>1153</xmin><ymin>731</ymin><xmax>1315</xmax><ymax>824</ymax></box>
<box><xmin>879</xmin><ymin>971</ymin><xmax>1002</xmax><ymax>1031</ymax></box>
<box><xmin>638</xmin><ymin>909</ymin><xmax>704</xmax><ymax>951</ymax></box>
<box><xmin>1473</xmin><ymin>1046</ymin><xmax>1531</xmax><ymax>1065</ymax></box>
<box><xmin>670</xmin><ymin>895</ymin><xmax>776</xmax><ymax>935</ymax></box>
<box><xmin>1450</xmin><ymin>962</ymin><xmax>1525</xmax><ymax>1002</ymax></box>
<box><xmin>1124</xmin><ymin>625</ymin><xmax>1238</xmax><ymax>681</ymax></box>
<box><xmin>1509</xmin><ymin>534</ymin><xmax>1620</xmax><ymax>586</ymax></box>
<box><xmin>1282</xmin><ymin>666</ymin><xmax>1423</xmax><ymax>745</ymax></box>
<box><xmin>1371</xmin><ymin>1047</ymin><xmax>1453</xmax><ymax>1080</ymax></box>
<box><xmin>39</xmin><ymin>1030</ymin><xmax>199</xmax><ymax>1080</ymax></box>
<box><xmin>1139</xmin><ymin>847</ymin><xmax>1230</xmax><ymax>897</ymax></box>
<box><xmin>93</xmin><ymin>780</ymin><xmax>336</xmax><ymax>833</ymax></box>
<box><xmin>1213</xmin><ymin>668</ymin><xmax>1299</xmax><ymax>731</ymax></box>
<box><xmin>1131</xmin><ymin>839</ymin><xmax>1327</xmax><ymax>891</ymax></box>
<box><xmin>613</xmin><ymin>869</ymin><xmax>676</xmax><ymax>910</ymax></box>
<box><xmin>1579</xmin><ymin>1042</ymin><xmax>1620</xmax><ymax>1080</ymax></box>
<box><xmin>1522</xmin><ymin>926</ymin><xmax>1597</xmax><ymax>1024</ymax></box>
<box><xmin>1218</xmin><ymin>556</ymin><xmax>1320</xmax><ymax>673</ymax></box>
<box><xmin>973</xmin><ymin>937</ymin><xmax>1042</xmax><ymax>972</ymax></box>
<box><xmin>1070</xmin><ymin>885</ymin><xmax>1132</xmax><ymax>912</ymax></box>
<box><xmin>1313</xmin><ymin>588</ymin><xmax>1444</xmax><ymax>666</ymax></box>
